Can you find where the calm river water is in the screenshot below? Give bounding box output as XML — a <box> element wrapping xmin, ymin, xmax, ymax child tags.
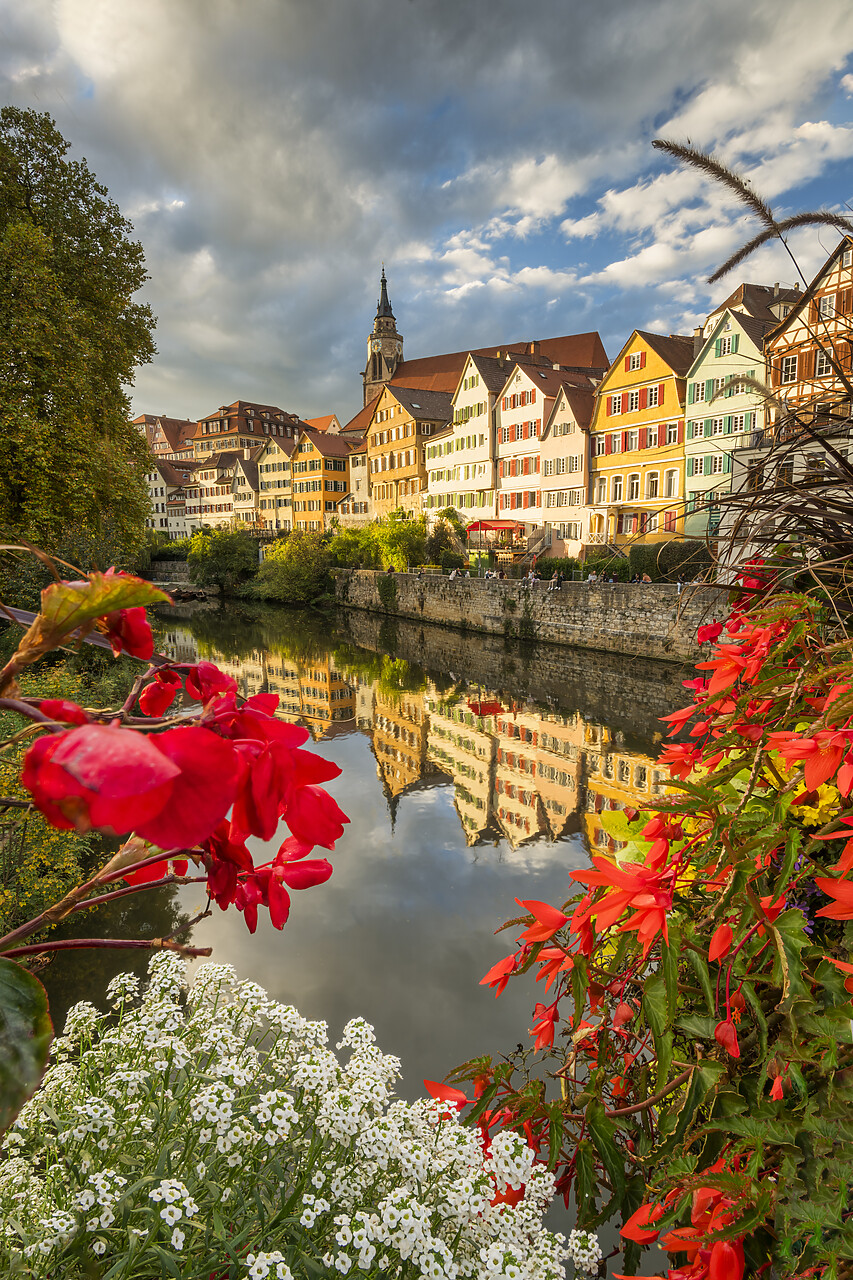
<box><xmin>43</xmin><ymin>602</ymin><xmax>691</xmax><ymax>1106</ymax></box>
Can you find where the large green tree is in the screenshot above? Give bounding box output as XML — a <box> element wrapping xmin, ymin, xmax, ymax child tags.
<box><xmin>0</xmin><ymin>107</ymin><xmax>155</xmax><ymax>560</ymax></box>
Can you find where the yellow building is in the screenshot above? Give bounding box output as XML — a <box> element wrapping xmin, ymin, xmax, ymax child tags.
<box><xmin>290</xmin><ymin>427</ymin><xmax>353</xmax><ymax>533</ymax></box>
<box><xmin>367</xmin><ymin>385</ymin><xmax>452</xmax><ymax>518</ymax></box>
<box><xmin>372</xmin><ymin>691</ymin><xmax>430</xmax><ymax>797</ymax></box>
<box><xmin>582</xmin><ymin>721</ymin><xmax>665</xmax><ymax>854</ymax></box>
<box><xmin>587</xmin><ymin>331</ymin><xmax>694</xmax><ymax>547</ymax></box>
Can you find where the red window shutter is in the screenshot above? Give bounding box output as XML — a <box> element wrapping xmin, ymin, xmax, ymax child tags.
<box><xmin>639</xmin><ymin>427</ymin><xmax>647</xmax><ymax>449</ymax></box>
<box><xmin>606</xmin><ymin>396</ymin><xmax>613</xmax><ymax>417</ymax></box>
<box><xmin>809</xmin><ymin>300</ymin><xmax>819</xmax><ymax>325</ymax></box>
<box><xmin>531</xmin><ymin>389</ymin><xmax>536</xmax><ymax>403</ymax></box>
<box><xmin>676</xmin><ymin>420</ymin><xmax>684</xmax><ymax>444</ymax></box>
<box><xmin>622</xmin><ymin>430</ymin><xmax>629</xmax><ymax>452</ymax></box>
<box><xmin>770</xmin><ymin>360</ymin><xmax>780</xmax><ymax>387</ymax></box>
<box><xmin>639</xmin><ymin>387</ymin><xmax>648</xmax><ymax>410</ymax></box>
<box><xmin>536</xmin><ymin>489</ymin><xmax>541</xmax><ymax>505</ymax></box>
<box><xmin>605</xmin><ymin>434</ymin><xmax>612</xmax><ymax>455</ymax></box>
<box><xmin>658</xmin><ymin>383</ymin><xmax>666</xmax><ymax>405</ymax></box>
<box><xmin>640</xmin><ymin>351</ymin><xmax>646</xmax><ymax>369</ymax></box>
<box><xmin>803</xmin><ymin>349</ymin><xmax>815</xmax><ymax>380</ymax></box>
<box><xmin>843</xmin><ymin>289</ymin><xmax>853</xmax><ymax>315</ymax></box>
<box><xmin>624</xmin><ymin>355</ymin><xmax>631</xmax><ymax>372</ymax></box>
<box><xmin>535</xmin><ymin>456</ymin><xmax>541</xmax><ymax>473</ymax></box>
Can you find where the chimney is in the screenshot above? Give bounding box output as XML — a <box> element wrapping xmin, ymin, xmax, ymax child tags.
<box><xmin>693</xmin><ymin>326</ymin><xmax>704</xmax><ymax>358</ymax></box>
<box><xmin>773</xmin><ymin>283</ymin><xmax>780</xmax><ymax>296</ymax></box>
<box><xmin>528</xmin><ymin>340</ymin><xmax>540</xmax><ymax>355</ymax></box>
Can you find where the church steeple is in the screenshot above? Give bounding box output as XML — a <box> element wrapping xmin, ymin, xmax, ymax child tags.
<box><xmin>363</xmin><ymin>266</ymin><xmax>404</xmax><ymax>406</ymax></box>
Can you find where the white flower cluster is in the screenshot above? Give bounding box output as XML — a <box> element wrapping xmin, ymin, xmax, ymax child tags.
<box><xmin>566</xmin><ymin>1230</ymin><xmax>603</xmax><ymax>1276</ymax></box>
<box><xmin>0</xmin><ymin>954</ymin><xmax>595</xmax><ymax>1279</ymax></box>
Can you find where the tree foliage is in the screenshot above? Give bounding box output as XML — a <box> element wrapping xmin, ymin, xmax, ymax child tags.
<box><xmin>254</xmin><ymin>531</ymin><xmax>332</xmax><ymax>605</ymax></box>
<box><xmin>0</xmin><ymin>107</ymin><xmax>155</xmax><ymax>557</ymax></box>
<box><xmin>187</xmin><ymin>527</ymin><xmax>258</xmax><ymax>595</ymax></box>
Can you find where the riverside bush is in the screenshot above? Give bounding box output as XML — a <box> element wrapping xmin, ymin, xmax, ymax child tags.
<box><xmin>0</xmin><ymin>953</ymin><xmax>589</xmax><ymax>1280</ymax></box>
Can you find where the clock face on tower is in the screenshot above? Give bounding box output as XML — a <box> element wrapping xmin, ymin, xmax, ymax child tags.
<box><xmin>372</xmin><ymin>341</ymin><xmax>381</xmax><ymax>353</ymax></box>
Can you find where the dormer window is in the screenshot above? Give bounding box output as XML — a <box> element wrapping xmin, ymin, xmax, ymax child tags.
<box><xmin>628</xmin><ymin>352</ymin><xmax>644</xmax><ymax>371</ymax></box>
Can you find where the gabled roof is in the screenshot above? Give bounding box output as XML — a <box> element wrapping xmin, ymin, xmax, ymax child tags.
<box><xmin>544</xmin><ymin>383</ymin><xmax>595</xmax><ymax>434</ymax></box>
<box><xmin>305</xmin><ymin>415</ymin><xmax>339</xmax><ymax>432</ymax></box>
<box><xmin>636</xmin><ymin>330</ymin><xmax>695</xmax><ymax>376</ymax></box>
<box><xmin>201</xmin><ymin>450</ymin><xmax>242</xmax><ymax>471</ymax></box>
<box><xmin>688</xmin><ymin>308</ymin><xmax>773</xmax><ymax>376</ymax></box>
<box><xmin>388</xmin><ymin>332</ymin><xmax>609</xmax><ymax>395</ymax></box>
<box><xmin>341</xmin><ymin>395</ymin><xmax>381</xmax><ymax>436</ymax></box>
<box><xmin>386</xmin><ymin>386</ymin><xmax>453</xmax><ymax>421</ymax></box>
<box><xmin>707</xmin><ymin>281</ymin><xmax>802</xmax><ymax>329</ymax></box>
<box><xmin>256</xmin><ymin>434</ymin><xmax>297</xmax><ymax>459</ymax></box>
<box><xmin>234</xmin><ymin>458</ymin><xmax>259</xmax><ymax>491</ymax></box>
<box><xmin>765</xmin><ymin>235</ymin><xmax>853</xmax><ymax>342</ymax></box>
<box><xmin>299</xmin><ymin>426</ymin><xmax>354</xmax><ymax>457</ymax></box>
<box><xmin>497</xmin><ymin>362</ymin><xmax>594</xmax><ymax>403</ymax></box>
<box><xmin>155</xmin><ymin>458</ymin><xmax>198</xmax><ymax>487</ymax></box>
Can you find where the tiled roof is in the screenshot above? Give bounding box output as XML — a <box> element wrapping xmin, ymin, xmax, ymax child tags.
<box><xmin>305</xmin><ymin>415</ymin><xmax>339</xmax><ymax>432</ymax></box>
<box><xmin>202</xmin><ymin>450</ymin><xmax>242</xmax><ymax>471</ymax></box>
<box><xmin>765</xmin><ymin>236</ymin><xmax>853</xmax><ymax>340</ymax></box>
<box><xmin>341</xmin><ymin>396</ymin><xmax>381</xmax><ymax>435</ymax></box>
<box><xmin>235</xmin><ymin>458</ymin><xmax>260</xmax><ymax>490</ymax></box>
<box><xmin>156</xmin><ymin>458</ymin><xmax>198</xmax><ymax>487</ymax></box>
<box><xmin>732</xmin><ymin>312</ymin><xmax>775</xmax><ymax>351</ymax></box>
<box><xmin>636</xmin><ymin>331</ymin><xmax>695</xmax><ymax>376</ymax></box>
<box><xmin>549</xmin><ymin>384</ymin><xmax>595</xmax><ymax>431</ymax></box>
<box><xmin>300</xmin><ymin>426</ymin><xmax>354</xmax><ymax>457</ymax></box>
<box><xmin>386</xmin><ymin>386</ymin><xmax>453</xmax><ymax>421</ymax></box>
<box><xmin>708</xmin><ymin>282</ymin><xmax>802</xmax><ymax>327</ymax></box>
<box><xmin>505</xmin><ymin>365</ymin><xmax>595</xmax><ymax>398</ymax></box>
<box><xmin>388</xmin><ymin>331</ymin><xmax>609</xmax><ymax>394</ymax></box>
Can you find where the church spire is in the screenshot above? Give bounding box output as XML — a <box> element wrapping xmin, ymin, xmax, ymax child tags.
<box><xmin>376</xmin><ymin>266</ymin><xmax>394</xmax><ymax>320</ymax></box>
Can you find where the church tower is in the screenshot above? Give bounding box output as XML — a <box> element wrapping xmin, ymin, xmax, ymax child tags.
<box><xmin>362</xmin><ymin>268</ymin><xmax>404</xmax><ymax>406</ymax></box>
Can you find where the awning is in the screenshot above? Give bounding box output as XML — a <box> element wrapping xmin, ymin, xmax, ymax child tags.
<box><xmin>466</xmin><ymin>520</ymin><xmax>525</xmax><ymax>533</ymax></box>
<box><xmin>467</xmin><ymin>699</ymin><xmax>504</xmax><ymax>717</ymax></box>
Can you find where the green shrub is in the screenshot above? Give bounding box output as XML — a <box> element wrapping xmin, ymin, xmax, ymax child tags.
<box><xmin>254</xmin><ymin>531</ymin><xmax>331</xmax><ymax>605</ymax></box>
<box><xmin>627</xmin><ymin>539</ymin><xmax>713</xmax><ymax>581</ymax></box>
<box><xmin>439</xmin><ymin>550</ymin><xmax>464</xmax><ymax>571</ymax></box>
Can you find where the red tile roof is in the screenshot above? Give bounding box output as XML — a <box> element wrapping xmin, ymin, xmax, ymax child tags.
<box><xmin>305</xmin><ymin>415</ymin><xmax>339</xmax><ymax>432</ymax></box>
<box><xmin>300</xmin><ymin>427</ymin><xmax>354</xmax><ymax>457</ymax></box>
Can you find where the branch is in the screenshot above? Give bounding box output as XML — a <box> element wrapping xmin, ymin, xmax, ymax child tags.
<box><xmin>0</xmin><ymin>937</ymin><xmax>213</xmax><ymax>959</ymax></box>
<box><xmin>563</xmin><ymin>1068</ymin><xmax>694</xmax><ymax>1122</ymax></box>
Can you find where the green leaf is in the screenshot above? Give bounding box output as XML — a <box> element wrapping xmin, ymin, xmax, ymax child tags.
<box><xmin>585</xmin><ymin>1099</ymin><xmax>625</xmax><ymax>1201</ymax></box>
<box><xmin>685</xmin><ymin>945</ymin><xmax>716</xmax><ymax>1013</ymax></box>
<box><xmin>676</xmin><ymin>1013</ymin><xmax>719</xmax><ymax>1040</ymax></box>
<box><xmin>574</xmin><ymin>1138</ymin><xmax>596</xmax><ymax>1225</ymax></box>
<box><xmin>0</xmin><ymin>957</ymin><xmax>52</xmax><ymax>1135</ymax></box>
<box><xmin>661</xmin><ymin>919</ymin><xmax>680</xmax><ymax>1021</ymax></box>
<box><xmin>546</xmin><ymin>1101</ymin><xmax>563</xmax><ymax>1170</ymax></box>
<box><xmin>642</xmin><ymin>972</ymin><xmax>673</xmax><ymax>1086</ymax></box>
<box><xmin>770</xmin><ymin>909</ymin><xmax>811</xmax><ymax>1007</ymax></box>
<box><xmin>38</xmin><ymin>573</ymin><xmax>169</xmax><ymax>640</ymax></box>
<box><xmin>772</xmin><ymin>827</ymin><xmax>802</xmax><ymax>899</ymax></box>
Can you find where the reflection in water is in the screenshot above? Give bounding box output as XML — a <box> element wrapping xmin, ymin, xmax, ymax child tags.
<box><xmin>46</xmin><ymin>604</ymin><xmax>688</xmax><ymax>1160</ymax></box>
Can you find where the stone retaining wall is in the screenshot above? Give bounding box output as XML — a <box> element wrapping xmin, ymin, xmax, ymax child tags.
<box><xmin>333</xmin><ymin>571</ymin><xmax>725</xmax><ymax>663</ymax></box>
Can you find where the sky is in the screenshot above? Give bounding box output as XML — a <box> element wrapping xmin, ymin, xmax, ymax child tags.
<box><xmin>3</xmin><ymin>0</ymin><xmax>853</xmax><ymax>428</ymax></box>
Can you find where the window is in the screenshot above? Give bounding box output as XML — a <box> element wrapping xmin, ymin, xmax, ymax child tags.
<box><xmin>609</xmin><ymin>433</ymin><xmax>621</xmax><ymax>453</ymax></box>
<box><xmin>647</xmin><ymin>513</ymin><xmax>658</xmax><ymax>533</ymax></box>
<box><xmin>628</xmin><ymin>473</ymin><xmax>640</xmax><ymax>500</ymax></box>
<box><xmin>664</xmin><ymin>469</ymin><xmax>678</xmax><ymax>498</ymax></box>
<box><xmin>646</xmin><ymin>425</ymin><xmax>658</xmax><ymax>448</ymax></box>
<box><xmin>595</xmin><ymin>478</ymin><xmax>606</xmax><ymax>503</ymax></box>
<box><xmin>627</xmin><ymin>390</ymin><xmax>640</xmax><ymax>412</ymax></box>
<box><xmin>816</xmin><ymin>348</ymin><xmax>832</xmax><ymax>377</ymax></box>
<box><xmin>666</xmin><ymin>423</ymin><xmax>678</xmax><ymax>444</ymax></box>
<box><xmin>692</xmin><ymin>381</ymin><xmax>706</xmax><ymax>402</ymax></box>
<box><xmin>647</xmin><ymin>385</ymin><xmax>659</xmax><ymax>408</ymax></box>
<box><xmin>781</xmin><ymin>354</ymin><xmax>798</xmax><ymax>384</ymax></box>
<box><xmin>626</xmin><ymin>429</ymin><xmax>639</xmax><ymax>451</ymax></box>
<box><xmin>719</xmin><ymin>336</ymin><xmax>734</xmax><ymax>356</ymax></box>
<box><xmin>818</xmin><ymin>294</ymin><xmax>836</xmax><ymax>320</ymax></box>
<box><xmin>611</xmin><ymin>475</ymin><xmax>623</xmax><ymax>502</ymax></box>
<box><xmin>710</xmin><ymin>417</ymin><xmax>725</xmax><ymax>436</ymax></box>
<box><xmin>593</xmin><ymin>434</ymin><xmax>606</xmax><ymax>456</ymax></box>
<box><xmin>844</xmin><ymin>248</ymin><xmax>853</xmax><ymax>268</ymax></box>
<box><xmin>609</xmin><ymin>394</ymin><xmax>622</xmax><ymax>415</ymax></box>
<box><xmin>646</xmin><ymin>472</ymin><xmax>659</xmax><ymax>499</ymax></box>
<box><xmin>501</xmin><ymin>426</ymin><xmax>511</xmax><ymax>443</ymax></box>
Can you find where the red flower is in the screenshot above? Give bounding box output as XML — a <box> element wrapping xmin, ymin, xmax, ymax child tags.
<box><xmin>613</xmin><ymin>1001</ymin><xmax>635</xmax><ymax>1028</ymax></box>
<box><xmin>770</xmin><ymin>1074</ymin><xmax>784</xmax><ymax>1100</ymax></box>
<box><xmin>123</xmin><ymin>855</ymin><xmax>188</xmax><ymax>885</ymax></box>
<box><xmin>102</xmin><ymin>605</ymin><xmax>154</xmax><ymax>660</ymax></box>
<box><xmin>621</xmin><ymin>1201</ymin><xmax>664</xmax><ymax>1243</ymax></box>
<box><xmin>185</xmin><ymin>662</ymin><xmax>238</xmax><ymax>702</ymax></box>
<box><xmin>203</xmin><ymin>821</ymin><xmax>255</xmax><ymax>909</ymax></box>
<box><xmin>480</xmin><ymin>952</ymin><xmax>519</xmax><ymax>997</ymax></box>
<box><xmin>423</xmin><ymin>1080</ymin><xmax>468</xmax><ymax>1109</ymax></box>
<box><xmin>814</xmin><ymin>877</ymin><xmax>853</xmax><ymax>921</ymax></box>
<box><xmin>37</xmin><ymin>699</ymin><xmax>89</xmax><ymax>725</ymax></box>
<box><xmin>697</xmin><ymin>621</ymin><xmax>724</xmax><ymax>644</ymax></box>
<box><xmin>709</xmin><ymin>1239</ymin><xmax>744</xmax><ymax>1280</ymax></box>
<box><xmin>768</xmin><ymin>729</ymin><xmax>851</xmax><ymax>792</ymax></box>
<box><xmin>529</xmin><ymin>1000</ymin><xmax>559</xmax><ymax>1050</ymax></box>
<box><xmin>657</xmin><ymin>742</ymin><xmax>703</xmax><ymax>780</ymax></box>
<box><xmin>516</xmin><ymin>898</ymin><xmax>569</xmax><ymax>943</ymax></box>
<box><xmin>138</xmin><ymin>670</ymin><xmax>183</xmax><ymax>718</ymax></box>
<box><xmin>708</xmin><ymin>924</ymin><xmax>733</xmax><ymax>962</ymax></box>
<box><xmin>22</xmin><ymin>724</ymin><xmax>179</xmax><ymax>835</ymax></box>
<box><xmin>714</xmin><ymin>1018</ymin><xmax>740</xmax><ymax>1058</ymax></box>
<box><xmin>285</xmin><ymin>784</ymin><xmax>349</xmax><ymax>849</ymax></box>
<box><xmin>136</xmin><ymin>726</ymin><xmax>243</xmax><ymax>850</ymax></box>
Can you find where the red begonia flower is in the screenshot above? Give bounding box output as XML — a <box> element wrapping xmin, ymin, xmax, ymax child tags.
<box><xmin>709</xmin><ymin>1239</ymin><xmax>744</xmax><ymax>1280</ymax></box>
<box><xmin>185</xmin><ymin>661</ymin><xmax>238</xmax><ymax>702</ymax></box>
<box><xmin>275</xmin><ymin>855</ymin><xmax>333</xmax><ymax>891</ymax></box>
<box><xmin>515</xmin><ymin>898</ymin><xmax>569</xmax><ymax>942</ymax></box>
<box><xmin>136</xmin><ymin>726</ymin><xmax>243</xmax><ymax>849</ymax></box>
<box><xmin>203</xmin><ymin>820</ymin><xmax>255</xmax><ymax>909</ymax></box>
<box><xmin>37</xmin><ymin>699</ymin><xmax>89</xmax><ymax>725</ymax></box>
<box><xmin>714</xmin><ymin>1018</ymin><xmax>740</xmax><ymax>1058</ymax></box>
<box><xmin>138</xmin><ymin>670</ymin><xmax>183</xmax><ymax>718</ymax></box>
<box><xmin>814</xmin><ymin>877</ymin><xmax>853</xmax><ymax>921</ymax></box>
<box><xmin>480</xmin><ymin>952</ymin><xmax>518</xmax><ymax>997</ymax></box>
<box><xmin>103</xmin><ymin>606</ymin><xmax>154</xmax><ymax>660</ymax></box>
<box><xmin>620</xmin><ymin>1201</ymin><xmax>664</xmax><ymax>1243</ymax></box>
<box><xmin>529</xmin><ymin>1000</ymin><xmax>559</xmax><ymax>1050</ymax></box>
<box><xmin>231</xmin><ymin>742</ymin><xmax>282</xmax><ymax>840</ymax></box>
<box><xmin>276</xmin><ymin>835</ymin><xmax>314</xmax><ymax>861</ymax></box>
<box><xmin>423</xmin><ymin>1080</ymin><xmax>467</xmax><ymax>1109</ymax></box>
<box><xmin>697</xmin><ymin>621</ymin><xmax>724</xmax><ymax>644</ymax></box>
<box><xmin>285</xmin><ymin>784</ymin><xmax>349</xmax><ymax>849</ymax></box>
<box><xmin>123</xmin><ymin>856</ymin><xmax>188</xmax><ymax>885</ymax></box>
<box><xmin>22</xmin><ymin>724</ymin><xmax>179</xmax><ymax>834</ymax></box>
<box><xmin>708</xmin><ymin>924</ymin><xmax>733</xmax><ymax>962</ymax></box>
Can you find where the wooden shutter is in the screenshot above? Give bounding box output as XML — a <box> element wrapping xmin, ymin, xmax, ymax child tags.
<box><xmin>841</xmin><ymin>289</ymin><xmax>853</xmax><ymax>315</ymax></box>
<box><xmin>624</xmin><ymin>355</ymin><xmax>631</xmax><ymax>372</ymax></box>
<box><xmin>639</xmin><ymin>387</ymin><xmax>648</xmax><ymax>410</ymax></box>
<box><xmin>802</xmin><ymin>349</ymin><xmax>815</xmax><ymax>380</ymax></box>
<box><xmin>622</xmin><ymin>430</ymin><xmax>629</xmax><ymax>452</ymax></box>
<box><xmin>724</xmin><ymin>454</ymin><xmax>732</xmax><ymax>473</ymax></box>
<box><xmin>769</xmin><ymin>360</ymin><xmax>780</xmax><ymax>387</ymax></box>
<box><xmin>724</xmin><ymin>416</ymin><xmax>732</xmax><ymax>434</ymax></box>
<box><xmin>658</xmin><ymin>383</ymin><xmax>666</xmax><ymax>405</ymax></box>
<box><xmin>705</xmin><ymin>378</ymin><xmax>714</xmax><ymax>400</ymax></box>
<box><xmin>704</xmin><ymin>419</ymin><xmax>712</xmax><ymax>438</ymax></box>
<box><xmin>704</xmin><ymin>456</ymin><xmax>712</xmax><ymax>477</ymax></box>
<box><xmin>605</xmin><ymin>434</ymin><xmax>612</xmax><ymax>455</ymax></box>
<box><xmin>714</xmin><ymin>339</ymin><xmax>722</xmax><ymax>358</ymax></box>
<box><xmin>639</xmin><ymin>427</ymin><xmax>648</xmax><ymax>449</ymax></box>
<box><xmin>731</xmin><ymin>334</ymin><xmax>739</xmax><ymax>353</ymax></box>
<box><xmin>676</xmin><ymin>420</ymin><xmax>685</xmax><ymax>444</ymax></box>
<box><xmin>809</xmin><ymin>300</ymin><xmax>819</xmax><ymax>325</ymax></box>
<box><xmin>688</xmin><ymin>382</ymin><xmax>695</xmax><ymax>404</ymax></box>
<box><xmin>531</xmin><ymin>389</ymin><xmax>536</xmax><ymax>403</ymax></box>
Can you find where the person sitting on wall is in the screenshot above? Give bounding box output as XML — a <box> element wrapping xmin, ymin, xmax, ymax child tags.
<box><xmin>547</xmin><ymin>571</ymin><xmax>560</xmax><ymax>592</ymax></box>
<box><xmin>586</xmin><ymin>570</ymin><xmax>598</xmax><ymax>584</ymax></box>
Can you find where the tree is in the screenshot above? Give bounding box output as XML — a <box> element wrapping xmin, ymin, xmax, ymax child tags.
<box><xmin>187</xmin><ymin>528</ymin><xmax>258</xmax><ymax>596</ymax></box>
<box><xmin>254</xmin><ymin>530</ymin><xmax>332</xmax><ymax>604</ymax></box>
<box><xmin>375</xmin><ymin>511</ymin><xmax>427</xmax><ymax>569</ymax></box>
<box><xmin>0</xmin><ymin>108</ymin><xmax>156</xmax><ymax>560</ymax></box>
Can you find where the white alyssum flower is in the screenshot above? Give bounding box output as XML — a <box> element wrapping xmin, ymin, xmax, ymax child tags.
<box><xmin>0</xmin><ymin>957</ymin><xmax>579</xmax><ymax>1280</ymax></box>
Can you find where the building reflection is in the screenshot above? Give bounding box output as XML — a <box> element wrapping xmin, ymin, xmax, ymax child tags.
<box><xmin>160</xmin><ymin>623</ymin><xmax>666</xmax><ymax>849</ymax></box>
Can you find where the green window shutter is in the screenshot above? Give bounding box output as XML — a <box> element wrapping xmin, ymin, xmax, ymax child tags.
<box><xmin>704</xmin><ymin>419</ymin><xmax>712</xmax><ymax>438</ymax></box>
<box><xmin>686</xmin><ymin>456</ymin><xmax>693</xmax><ymax>478</ymax></box>
<box><xmin>731</xmin><ymin>334</ymin><xmax>739</xmax><ymax>354</ymax></box>
<box><xmin>724</xmin><ymin>454</ymin><xmax>732</xmax><ymax>474</ymax></box>
<box><xmin>705</xmin><ymin>379</ymin><xmax>714</xmax><ymax>400</ymax></box>
<box><xmin>688</xmin><ymin>382</ymin><xmax>695</xmax><ymax>404</ymax></box>
<box><xmin>704</xmin><ymin>456</ymin><xmax>712</xmax><ymax>476</ymax></box>
<box><xmin>724</xmin><ymin>416</ymin><xmax>732</xmax><ymax>434</ymax></box>
<box><xmin>714</xmin><ymin>338</ymin><xmax>722</xmax><ymax>357</ymax></box>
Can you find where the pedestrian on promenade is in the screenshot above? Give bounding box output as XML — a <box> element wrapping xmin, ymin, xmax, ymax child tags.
<box><xmin>586</xmin><ymin>570</ymin><xmax>598</xmax><ymax>585</ymax></box>
<box><xmin>641</xmin><ymin>572</ymin><xmax>652</xmax><ymax>584</ymax></box>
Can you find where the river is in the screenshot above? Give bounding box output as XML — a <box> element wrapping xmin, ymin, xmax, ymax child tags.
<box><xmin>43</xmin><ymin>601</ymin><xmax>691</xmax><ymax>1105</ymax></box>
